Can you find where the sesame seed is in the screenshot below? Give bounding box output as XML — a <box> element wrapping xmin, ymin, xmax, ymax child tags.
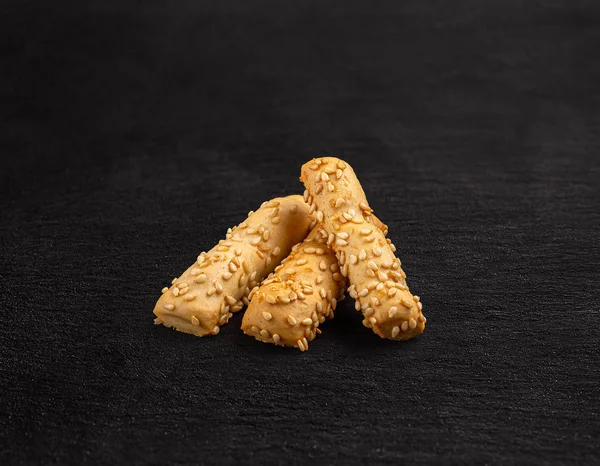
<box><xmin>409</xmin><ymin>318</ymin><xmax>417</xmax><ymax>329</ymax></box>
<box><xmin>218</xmin><ymin>315</ymin><xmax>228</xmax><ymax>325</ymax></box>
<box><xmin>260</xmin><ymin>329</ymin><xmax>270</xmax><ymax>338</ymax></box>
<box><xmin>262</xmin><ymin>311</ymin><xmax>273</xmax><ymax>321</ymax></box>
<box><xmin>305</xmin><ymin>247</ymin><xmax>316</xmax><ymax>254</ymax></box>
<box><xmin>324</xmin><ymin>166</ymin><xmax>336</xmax><ymax>174</ymax></box>
<box><xmin>336</xmin><ymin>238</ymin><xmax>348</xmax><ymax>246</ymax></box>
<box><xmin>257</xmin><ymin>243</ymin><xmax>271</xmax><ymax>252</ymax></box>
<box><xmin>414</xmin><ymin>295</ymin><xmax>421</xmax><ymax>302</ymax></box>
<box><xmin>315</xmin><ymin>172</ymin><xmax>322</xmax><ymax>183</ymax></box>
<box><xmin>369</xmin><ymin>317</ymin><xmax>377</xmax><ymax>325</ymax></box>
<box><xmin>342</xmin><ymin>212</ymin><xmax>352</xmax><ymax>220</ymax></box>
<box><xmin>333</xmin><ymin>273</ymin><xmax>343</xmax><ymax>282</ymax></box>
<box><xmin>289</xmin><ymin>291</ymin><xmax>298</xmax><ymax>301</ymax></box>
<box><xmin>191</xmin><ymin>268</ymin><xmax>201</xmax><ymax>276</ymax></box>
<box><xmin>290</xmin><ymin>204</ymin><xmax>299</xmax><ymax>213</ymax></box>
<box><xmin>320</xmin><ymin>288</ymin><xmax>327</xmax><ymax>299</ymax></box>
<box><xmin>359</xmin><ymin>288</ymin><xmax>369</xmax><ymax>297</ymax></box>
<box><xmin>316</xmin><ymin>248</ymin><xmax>325</xmax><ymax>255</ymax></box>
<box><xmin>367</xmin><ymin>261</ymin><xmax>379</xmax><ymax>271</ymax></box>
<box><xmin>227</xmin><ymin>262</ymin><xmax>237</xmax><ymax>273</ymax></box>
<box><xmin>335</xmin><ymin>197</ymin><xmax>345</xmax><ymax>208</ymax></box>
<box><xmin>287</xmin><ymin>315</ymin><xmax>297</xmax><ymax>326</ymax></box>
<box><xmin>331</xmin><ymin>298</ymin><xmax>337</xmax><ymax>309</ymax></box>
<box><xmin>272</xmin><ymin>216</ymin><xmax>281</xmax><ymax>224</ymax></box>
<box><xmin>337</xmin><ymin>232</ymin><xmax>349</xmax><ymax>240</ymax></box>
<box><xmin>304</xmin><ymin>328</ymin><xmax>311</xmax><ymax>338</ymax></box>
<box><xmin>265</xmin><ymin>295</ymin><xmax>276</xmax><ymax>305</ymax></box>
<box><xmin>389</xmin><ymin>307</ymin><xmax>398</xmax><ymax>319</ymax></box>
<box><xmin>321</xmin><ymin>172</ymin><xmax>329</xmax><ymax>182</ymax></box>
<box><xmin>401</xmin><ymin>321</ymin><xmax>409</xmax><ymax>332</ymax></box>
<box><xmin>330</xmin><ymin>263</ymin><xmax>338</xmax><ymax>272</ymax></box>
<box><xmin>172</xmin><ymin>288</ymin><xmax>180</xmax><ymax>296</ymax></box>
<box><xmin>303</xmin><ymin>287</ymin><xmax>313</xmax><ymax>294</ymax></box>
<box><xmin>302</xmin><ymin>318</ymin><xmax>312</xmax><ymax>325</ymax></box>
<box><xmin>359</xmin><ymin>202</ymin><xmax>369</xmax><ymax>210</ymax></box>
<box><xmin>302</xmin><ymin>337</ymin><xmax>309</xmax><ymax>349</ymax></box>
<box><xmin>194</xmin><ymin>274</ymin><xmax>207</xmax><ymax>284</ymax></box>
<box><xmin>364</xmin><ymin>308</ymin><xmax>374</xmax><ymax>317</ymax></box>
<box><xmin>297</xmin><ymin>340</ymin><xmax>305</xmax><ymax>351</ymax></box>
<box><xmin>303</xmin><ymin>190</ymin><xmax>309</xmax><ymax>201</ymax></box>
<box><xmin>319</xmin><ymin>261</ymin><xmax>327</xmax><ymax>271</ymax></box>
<box><xmin>388</xmin><ymin>288</ymin><xmax>398</xmax><ymax>297</ymax></box>
<box><xmin>161</xmin><ymin>287</ymin><xmax>168</xmax><ymax>294</ymax></box>
<box><xmin>366</xmin><ymin>269</ymin><xmax>376</xmax><ymax>277</ymax></box>
<box><xmin>336</xmin><ymin>168</ymin><xmax>343</xmax><ymax>179</ymax></box>
<box><xmin>315</xmin><ymin>184</ymin><xmax>324</xmax><ymax>194</ymax></box>
<box><xmin>327</xmin><ymin>182</ymin><xmax>335</xmax><ymax>192</ymax></box>
<box><xmin>373</xmin><ymin>247</ymin><xmax>382</xmax><ymax>257</ymax></box>
<box><xmin>316</xmin><ymin>302</ymin><xmax>323</xmax><ymax>313</ymax></box>
<box><xmin>418</xmin><ymin>314</ymin><xmax>425</xmax><ymax>322</ymax></box>
<box><xmin>190</xmin><ymin>316</ymin><xmax>200</xmax><ymax>326</ymax></box>
<box><xmin>315</xmin><ymin>276</ymin><xmax>323</xmax><ymax>284</ymax></box>
<box><xmin>215</xmin><ymin>282</ymin><xmax>223</xmax><ymax>294</ymax></box>
<box><xmin>256</xmin><ymin>250</ymin><xmax>265</xmax><ymax>259</ymax></box>
<box><xmin>163</xmin><ymin>303</ymin><xmax>174</xmax><ymax>311</ymax></box>
<box><xmin>355</xmin><ymin>301</ymin><xmax>362</xmax><ymax>311</ymax></box>
<box><xmin>376</xmin><ymin>283</ymin><xmax>384</xmax><ymax>291</ymax></box>
<box><xmin>351</xmin><ymin>217</ymin><xmax>363</xmax><ymax>224</ymax></box>
<box><xmin>222</xmin><ymin>272</ymin><xmax>232</xmax><ymax>281</ymax></box>
<box><xmin>359</xmin><ymin>249</ymin><xmax>367</xmax><ymax>261</ymax></box>
<box><xmin>273</xmin><ymin>246</ymin><xmax>281</xmax><ymax>256</ymax></box>
<box><xmin>418</xmin><ymin>302</ymin><xmax>423</xmax><ymax>311</ymax></box>
<box><xmin>297</xmin><ymin>291</ymin><xmax>307</xmax><ymax>300</ymax></box>
<box><xmin>171</xmin><ymin>278</ymin><xmax>178</xmax><ymax>285</ymax></box>
<box><xmin>273</xmin><ymin>334</ymin><xmax>281</xmax><ymax>344</ymax></box>
<box><xmin>377</xmin><ymin>271</ymin><xmax>387</xmax><ymax>281</ymax></box>
<box><xmin>296</xmin><ymin>259</ymin><xmax>307</xmax><ymax>266</ymax></box>
<box><xmin>251</xmin><ymin>237</ymin><xmax>261</xmax><ymax>246</ymax></box>
<box><xmin>262</xmin><ymin>230</ymin><xmax>270</xmax><ymax>241</ymax></box>
<box><xmin>365</xmin><ymin>236</ymin><xmax>375</xmax><ymax>243</ymax></box>
<box><xmin>392</xmin><ymin>326</ymin><xmax>400</xmax><ymax>338</ymax></box>
<box><xmin>179</xmin><ymin>287</ymin><xmax>189</xmax><ymax>295</ymax></box>
<box><xmin>317</xmin><ymin>211</ymin><xmax>324</xmax><ymax>222</ymax></box>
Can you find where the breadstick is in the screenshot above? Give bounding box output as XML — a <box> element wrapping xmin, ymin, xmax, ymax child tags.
<box><xmin>300</xmin><ymin>157</ymin><xmax>426</xmax><ymax>340</ymax></box>
<box><xmin>153</xmin><ymin>195</ymin><xmax>314</xmax><ymax>336</ymax></box>
<box><xmin>241</xmin><ymin>214</ymin><xmax>388</xmax><ymax>351</ymax></box>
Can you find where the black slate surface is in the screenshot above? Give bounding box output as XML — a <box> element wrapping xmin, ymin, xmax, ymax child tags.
<box><xmin>1</xmin><ymin>1</ymin><xmax>599</xmax><ymax>464</ymax></box>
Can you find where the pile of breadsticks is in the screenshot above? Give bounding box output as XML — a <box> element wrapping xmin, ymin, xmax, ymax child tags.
<box><xmin>153</xmin><ymin>157</ymin><xmax>426</xmax><ymax>351</ymax></box>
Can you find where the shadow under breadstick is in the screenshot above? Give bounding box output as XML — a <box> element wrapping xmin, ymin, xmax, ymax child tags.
<box><xmin>153</xmin><ymin>195</ymin><xmax>315</xmax><ymax>336</ymax></box>
<box><xmin>300</xmin><ymin>157</ymin><xmax>426</xmax><ymax>341</ymax></box>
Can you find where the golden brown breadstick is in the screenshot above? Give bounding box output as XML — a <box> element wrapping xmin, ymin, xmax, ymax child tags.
<box><xmin>241</xmin><ymin>214</ymin><xmax>388</xmax><ymax>351</ymax></box>
<box><xmin>300</xmin><ymin>157</ymin><xmax>426</xmax><ymax>340</ymax></box>
<box><xmin>153</xmin><ymin>195</ymin><xmax>314</xmax><ymax>336</ymax></box>
<box><xmin>241</xmin><ymin>226</ymin><xmax>343</xmax><ymax>351</ymax></box>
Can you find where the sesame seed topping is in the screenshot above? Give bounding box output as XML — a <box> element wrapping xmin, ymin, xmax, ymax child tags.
<box><xmin>376</xmin><ymin>283</ymin><xmax>384</xmax><ymax>291</ymax></box>
<box><xmin>316</xmin><ymin>301</ymin><xmax>323</xmax><ymax>313</ymax></box>
<box><xmin>262</xmin><ymin>230</ymin><xmax>270</xmax><ymax>241</ymax></box>
<box><xmin>418</xmin><ymin>302</ymin><xmax>423</xmax><ymax>311</ymax></box>
<box><xmin>418</xmin><ymin>314</ymin><xmax>425</xmax><ymax>322</ymax></box>
<box><xmin>304</xmin><ymin>247</ymin><xmax>316</xmax><ymax>254</ymax></box>
<box><xmin>315</xmin><ymin>172</ymin><xmax>322</xmax><ymax>183</ymax></box>
<box><xmin>303</xmin><ymin>337</ymin><xmax>309</xmax><ymax>349</ymax></box>
<box><xmin>321</xmin><ymin>172</ymin><xmax>330</xmax><ymax>181</ymax></box>
<box><xmin>272</xmin><ymin>216</ymin><xmax>281</xmax><ymax>224</ymax></box>
<box><xmin>366</xmin><ymin>269</ymin><xmax>376</xmax><ymax>277</ymax></box>
<box><xmin>319</xmin><ymin>261</ymin><xmax>327</xmax><ymax>271</ymax></box>
<box><xmin>401</xmin><ymin>321</ymin><xmax>409</xmax><ymax>332</ymax></box>
<box><xmin>272</xmin><ymin>334</ymin><xmax>281</xmax><ymax>344</ymax></box>
<box><xmin>194</xmin><ymin>274</ymin><xmax>207</xmax><ymax>284</ymax></box>
<box><xmin>359</xmin><ymin>202</ymin><xmax>369</xmax><ymax>210</ymax></box>
<box><xmin>315</xmin><ymin>276</ymin><xmax>323</xmax><ymax>285</ymax></box>
<box><xmin>320</xmin><ymin>288</ymin><xmax>327</xmax><ymax>299</ymax></box>
<box><xmin>336</xmin><ymin>168</ymin><xmax>343</xmax><ymax>179</ymax></box>
<box><xmin>260</xmin><ymin>329</ymin><xmax>269</xmax><ymax>338</ymax></box>
<box><xmin>172</xmin><ymin>278</ymin><xmax>178</xmax><ymax>285</ymax></box>
<box><xmin>262</xmin><ymin>311</ymin><xmax>273</xmax><ymax>321</ymax></box>
<box><xmin>337</xmin><ymin>232</ymin><xmax>349</xmax><ymax>240</ymax></box>
<box><xmin>163</xmin><ymin>303</ymin><xmax>174</xmax><ymax>311</ymax></box>
<box><xmin>296</xmin><ymin>259</ymin><xmax>308</xmax><ymax>266</ymax></box>
<box><xmin>272</xmin><ymin>246</ymin><xmax>281</xmax><ymax>256</ymax></box>
<box><xmin>215</xmin><ymin>282</ymin><xmax>223</xmax><ymax>294</ymax></box>
<box><xmin>364</xmin><ymin>307</ymin><xmax>374</xmax><ymax>317</ymax></box>
<box><xmin>358</xmin><ymin>288</ymin><xmax>369</xmax><ymax>297</ymax></box>
<box><xmin>327</xmin><ymin>182</ymin><xmax>335</xmax><ymax>192</ymax></box>
<box><xmin>298</xmin><ymin>340</ymin><xmax>305</xmax><ymax>351</ymax></box>
<box><xmin>290</xmin><ymin>204</ymin><xmax>299</xmax><ymax>213</ymax></box>
<box><xmin>161</xmin><ymin>287</ymin><xmax>168</xmax><ymax>294</ymax></box>
<box><xmin>355</xmin><ymin>301</ymin><xmax>362</xmax><ymax>311</ymax></box>
<box><xmin>392</xmin><ymin>326</ymin><xmax>400</xmax><ymax>338</ymax></box>
<box><xmin>265</xmin><ymin>295</ymin><xmax>276</xmax><ymax>305</ymax></box>
<box><xmin>317</xmin><ymin>211</ymin><xmax>324</xmax><ymax>222</ymax></box>
<box><xmin>227</xmin><ymin>262</ymin><xmax>236</xmax><ymax>273</ymax></box>
<box><xmin>309</xmin><ymin>164</ymin><xmax>318</xmax><ymax>170</ymax></box>
<box><xmin>191</xmin><ymin>268</ymin><xmax>201</xmax><ymax>276</ymax></box>
<box><xmin>367</xmin><ymin>261</ymin><xmax>379</xmax><ymax>271</ymax></box>
<box><xmin>172</xmin><ymin>288</ymin><xmax>180</xmax><ymax>297</ymax></box>
<box><xmin>369</xmin><ymin>317</ymin><xmax>377</xmax><ymax>325</ymax></box>
<box><xmin>358</xmin><ymin>249</ymin><xmax>367</xmax><ymax>261</ymax></box>
<box><xmin>409</xmin><ymin>318</ymin><xmax>417</xmax><ymax>329</ymax></box>
<box><xmin>335</xmin><ymin>197</ymin><xmax>345</xmax><ymax>208</ymax></box>
<box><xmin>389</xmin><ymin>306</ymin><xmax>398</xmax><ymax>318</ymax></box>
<box><xmin>315</xmin><ymin>183</ymin><xmax>324</xmax><ymax>194</ymax></box>
<box><xmin>303</xmin><ymin>190</ymin><xmax>309</xmax><ymax>201</ymax></box>
<box><xmin>190</xmin><ymin>316</ymin><xmax>200</xmax><ymax>326</ymax></box>
<box><xmin>287</xmin><ymin>315</ymin><xmax>297</xmax><ymax>326</ymax></box>
<box><xmin>388</xmin><ymin>288</ymin><xmax>398</xmax><ymax>297</ymax></box>
<box><xmin>221</xmin><ymin>272</ymin><xmax>232</xmax><ymax>281</ymax></box>
<box><xmin>373</xmin><ymin>247</ymin><xmax>382</xmax><ymax>256</ymax></box>
<box><xmin>324</xmin><ymin>166</ymin><xmax>336</xmax><ymax>174</ymax></box>
<box><xmin>336</xmin><ymin>238</ymin><xmax>348</xmax><ymax>246</ymax></box>
<box><xmin>302</xmin><ymin>318</ymin><xmax>312</xmax><ymax>326</ymax></box>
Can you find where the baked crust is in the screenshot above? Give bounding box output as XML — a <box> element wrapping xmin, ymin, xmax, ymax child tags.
<box><xmin>300</xmin><ymin>157</ymin><xmax>426</xmax><ymax>340</ymax></box>
<box><xmin>153</xmin><ymin>195</ymin><xmax>314</xmax><ymax>336</ymax></box>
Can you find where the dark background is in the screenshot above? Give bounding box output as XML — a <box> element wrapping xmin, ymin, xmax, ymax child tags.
<box><xmin>1</xmin><ymin>0</ymin><xmax>599</xmax><ymax>464</ymax></box>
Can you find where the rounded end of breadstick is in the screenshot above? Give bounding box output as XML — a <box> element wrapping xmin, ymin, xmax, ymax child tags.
<box><xmin>241</xmin><ymin>284</ymin><xmax>325</xmax><ymax>351</ymax></box>
<box><xmin>153</xmin><ymin>293</ymin><xmax>222</xmax><ymax>337</ymax></box>
<box><xmin>365</xmin><ymin>290</ymin><xmax>426</xmax><ymax>341</ymax></box>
